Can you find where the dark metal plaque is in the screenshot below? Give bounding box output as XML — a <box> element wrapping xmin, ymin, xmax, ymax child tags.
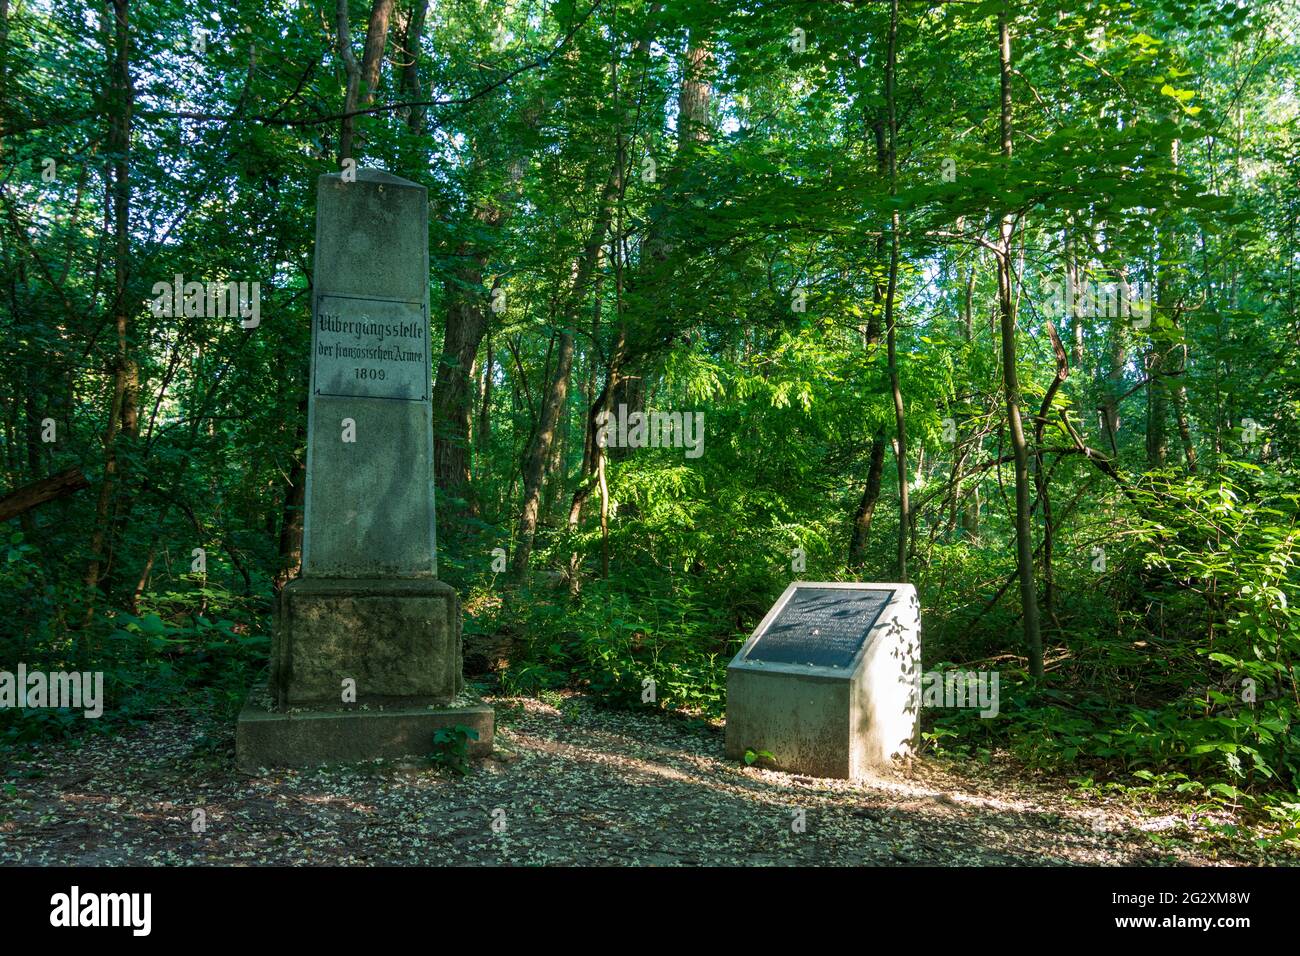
<box><xmin>745</xmin><ymin>587</ymin><xmax>893</xmax><ymax>668</ymax></box>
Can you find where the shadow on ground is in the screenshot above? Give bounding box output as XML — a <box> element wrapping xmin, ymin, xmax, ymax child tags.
<box><xmin>0</xmin><ymin>694</ymin><xmax>1283</xmax><ymax>866</ymax></box>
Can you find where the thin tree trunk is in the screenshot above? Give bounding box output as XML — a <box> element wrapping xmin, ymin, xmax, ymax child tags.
<box><xmin>951</xmin><ymin>256</ymin><xmax>980</xmax><ymax>541</ymax></box>
<box><xmin>274</xmin><ymin>398</ymin><xmax>307</xmax><ymax>592</ymax></box>
<box><xmin>130</xmin><ymin>539</ymin><xmax>155</xmax><ymax>614</ymax></box>
<box><xmin>883</xmin><ymin>0</ymin><xmax>908</xmax><ymax>582</ymax></box>
<box><xmin>85</xmin><ymin>0</ymin><xmax>136</xmax><ymax>608</ymax></box>
<box><xmin>1099</xmin><ymin>307</ymin><xmax>1127</xmax><ymax>456</ymax></box>
<box><xmin>996</xmin><ymin>4</ymin><xmax>1042</xmax><ymax>677</ymax></box>
<box><xmin>335</xmin><ymin>0</ymin><xmax>361</xmax><ymax>162</ymax></box>
<box><xmin>477</xmin><ymin>329</ymin><xmax>493</xmax><ymax>459</ymax></box>
<box><xmin>1147</xmin><ymin>138</ymin><xmax>1180</xmax><ymax>469</ymax></box>
<box><xmin>433</xmin><ymin>254</ymin><xmax>492</xmax><ymax>499</ymax></box>
<box><xmin>0</xmin><ymin>0</ymin><xmax>8</xmax><ymax>153</ymax></box>
<box><xmin>513</xmin><ymin>330</ymin><xmax>575</xmax><ymax>576</ymax></box>
<box><xmin>397</xmin><ymin>0</ymin><xmax>430</xmax><ymax>134</ymax></box>
<box><xmin>1146</xmin><ymin>340</ymin><xmax>1169</xmax><ymax>468</ymax></box>
<box><xmin>1033</xmin><ymin>322</ymin><xmax>1070</xmax><ymax>626</ymax></box>
<box><xmin>848</xmin><ymin>116</ymin><xmax>890</xmax><ymax>568</ymax></box>
<box><xmin>432</xmin><ymin>140</ymin><xmax>530</xmax><ymax>509</ymax></box>
<box><xmin>848</xmin><ymin>440</ymin><xmax>886</xmax><ymax>564</ymax></box>
<box><xmin>1066</xmin><ymin>231</ymin><xmax>1084</xmax><ymax>367</ymax></box>
<box><xmin>395</xmin><ymin>0</ymin><xmax>431</xmax><ymax>175</ymax></box>
<box><xmin>1173</xmin><ymin>371</ymin><xmax>1197</xmax><ymax>473</ymax></box>
<box><xmin>605</xmin><ymin>29</ymin><xmax>707</xmax><ymax>467</ymax></box>
<box><xmin>567</xmin><ymin>321</ymin><xmax>619</xmax><ymax>543</ymax></box>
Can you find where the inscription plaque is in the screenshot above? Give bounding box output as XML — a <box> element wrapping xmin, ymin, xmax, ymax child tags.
<box><xmin>743</xmin><ymin>586</ymin><xmax>892</xmax><ymax>668</ymax></box>
<box><xmin>312</xmin><ymin>293</ymin><xmax>429</xmax><ymax>401</ymax></box>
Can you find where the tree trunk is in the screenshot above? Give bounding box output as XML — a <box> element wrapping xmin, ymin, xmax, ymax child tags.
<box><xmin>996</xmin><ymin>5</ymin><xmax>1042</xmax><ymax>677</ymax></box>
<box><xmin>1066</xmin><ymin>232</ymin><xmax>1084</xmax><ymax>367</ymax></box>
<box><xmin>360</xmin><ymin>0</ymin><xmax>395</xmax><ymax>102</ymax></box>
<box><xmin>1147</xmin><ymin>138</ymin><xmax>1180</xmax><ymax>469</ymax></box>
<box><xmin>567</xmin><ymin>315</ymin><xmax>620</xmax><ymax>544</ymax></box>
<box><xmin>0</xmin><ymin>467</ymin><xmax>89</xmax><ymax>523</ymax></box>
<box><xmin>1033</xmin><ymin>322</ymin><xmax>1070</xmax><ymax>626</ymax></box>
<box><xmin>274</xmin><ymin>398</ymin><xmax>308</xmax><ymax>592</ymax></box>
<box><xmin>676</xmin><ymin>39</ymin><xmax>711</xmax><ymax>147</ymax></box>
<box><xmin>476</xmin><ymin>328</ymin><xmax>493</xmax><ymax>460</ymax></box>
<box><xmin>883</xmin><ymin>0</ymin><xmax>908</xmax><ymax>582</ymax></box>
<box><xmin>1099</xmin><ymin>305</ymin><xmax>1127</xmax><ymax>456</ymax></box>
<box><xmin>848</xmin><ymin>440</ymin><xmax>886</xmax><ymax>564</ymax></box>
<box><xmin>513</xmin><ymin>325</ymin><xmax>576</xmax><ymax>576</ymax></box>
<box><xmin>433</xmin><ymin>253</ymin><xmax>492</xmax><ymax>500</ymax></box>
<box><xmin>85</xmin><ymin>0</ymin><xmax>137</xmax><ymax>607</ymax></box>
<box><xmin>395</xmin><ymin>0</ymin><xmax>431</xmax><ymax>175</ymax></box>
<box><xmin>951</xmin><ymin>255</ymin><xmax>980</xmax><ymax>541</ymax></box>
<box><xmin>397</xmin><ymin>0</ymin><xmax>430</xmax><ymax>134</ymax></box>
<box><xmin>335</xmin><ymin>0</ymin><xmax>361</xmax><ymax>162</ymax></box>
<box><xmin>1146</xmin><ymin>340</ymin><xmax>1169</xmax><ymax>468</ymax></box>
<box><xmin>432</xmin><ymin>138</ymin><xmax>529</xmax><ymax>509</ymax></box>
<box><xmin>848</xmin><ymin>113</ymin><xmax>890</xmax><ymax>568</ymax></box>
<box><xmin>1173</xmin><ymin>370</ymin><xmax>1197</xmax><ymax>474</ymax></box>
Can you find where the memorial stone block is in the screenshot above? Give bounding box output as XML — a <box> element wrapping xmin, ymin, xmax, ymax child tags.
<box><xmin>724</xmin><ymin>582</ymin><xmax>920</xmax><ymax>779</ymax></box>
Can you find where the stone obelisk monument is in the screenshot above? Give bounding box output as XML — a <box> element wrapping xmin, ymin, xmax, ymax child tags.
<box><xmin>237</xmin><ymin>169</ymin><xmax>493</xmax><ymax>769</ymax></box>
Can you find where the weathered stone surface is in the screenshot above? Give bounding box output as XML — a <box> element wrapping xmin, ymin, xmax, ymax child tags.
<box><xmin>236</xmin><ymin>685</ymin><xmax>493</xmax><ymax>771</ymax></box>
<box><xmin>303</xmin><ymin>169</ymin><xmax>436</xmax><ymax>580</ymax></box>
<box><xmin>725</xmin><ymin>582</ymin><xmax>921</xmax><ymax>779</ymax></box>
<box><xmin>271</xmin><ymin>577</ymin><xmax>463</xmax><ymax>706</ymax></box>
<box><xmin>727</xmin><ymin>668</ymin><xmax>855</xmax><ymax>778</ymax></box>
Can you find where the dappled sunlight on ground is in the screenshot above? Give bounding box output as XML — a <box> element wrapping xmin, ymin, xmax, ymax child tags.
<box><xmin>0</xmin><ymin>693</ymin><xmax>1291</xmax><ymax>866</ymax></box>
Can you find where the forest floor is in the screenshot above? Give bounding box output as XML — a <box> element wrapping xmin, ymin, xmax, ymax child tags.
<box><xmin>2</xmin><ymin>689</ymin><xmax>1296</xmax><ymax>866</ymax></box>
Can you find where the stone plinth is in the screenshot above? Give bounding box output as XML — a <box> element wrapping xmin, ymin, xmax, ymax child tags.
<box><xmin>271</xmin><ymin>577</ymin><xmax>463</xmax><ymax>707</ymax></box>
<box><xmin>236</xmin><ymin>686</ymin><xmax>493</xmax><ymax>772</ymax></box>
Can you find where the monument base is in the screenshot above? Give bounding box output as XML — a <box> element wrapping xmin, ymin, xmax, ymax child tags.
<box><xmin>272</xmin><ymin>577</ymin><xmax>463</xmax><ymax>707</ymax></box>
<box><xmin>725</xmin><ymin>669</ymin><xmax>861</xmax><ymax>779</ymax></box>
<box><xmin>235</xmin><ymin>685</ymin><xmax>494</xmax><ymax>771</ymax></box>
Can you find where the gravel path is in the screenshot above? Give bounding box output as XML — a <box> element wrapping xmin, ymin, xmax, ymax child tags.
<box><xmin>1</xmin><ymin>692</ymin><xmax>1293</xmax><ymax>866</ymax></box>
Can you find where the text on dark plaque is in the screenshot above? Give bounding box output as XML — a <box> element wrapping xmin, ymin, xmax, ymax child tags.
<box><xmin>745</xmin><ymin>587</ymin><xmax>893</xmax><ymax>668</ymax></box>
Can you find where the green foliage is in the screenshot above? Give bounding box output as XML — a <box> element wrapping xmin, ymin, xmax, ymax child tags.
<box><xmin>493</xmin><ymin>574</ymin><xmax>734</xmax><ymax>718</ymax></box>
<box><xmin>0</xmin><ymin>532</ymin><xmax>269</xmax><ymax>749</ymax></box>
<box><xmin>430</xmin><ymin>725</ymin><xmax>481</xmax><ymax>776</ymax></box>
<box><xmin>925</xmin><ymin>466</ymin><xmax>1299</xmax><ymax>799</ymax></box>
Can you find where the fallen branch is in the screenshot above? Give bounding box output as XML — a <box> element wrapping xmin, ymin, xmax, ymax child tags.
<box><xmin>0</xmin><ymin>467</ymin><xmax>90</xmax><ymax>523</ymax></box>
